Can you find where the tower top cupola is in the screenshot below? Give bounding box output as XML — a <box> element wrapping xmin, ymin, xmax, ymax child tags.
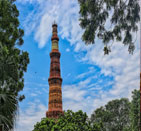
<box><xmin>52</xmin><ymin>20</ymin><xmax>57</xmax><ymax>27</ymax></box>
<box><xmin>51</xmin><ymin>21</ymin><xmax>59</xmax><ymax>42</ymax></box>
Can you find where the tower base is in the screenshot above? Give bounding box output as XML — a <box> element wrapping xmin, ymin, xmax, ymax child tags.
<box><xmin>46</xmin><ymin>110</ymin><xmax>64</xmax><ymax>118</ymax></box>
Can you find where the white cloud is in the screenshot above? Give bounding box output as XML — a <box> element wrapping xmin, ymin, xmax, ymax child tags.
<box><xmin>62</xmin><ymin>83</ymin><xmax>95</xmax><ymax>116</ymax></box>
<box><xmin>63</xmin><ymin>85</ymin><xmax>86</xmax><ymax>101</ymax></box>
<box><xmin>20</xmin><ymin>0</ymin><xmax>84</xmax><ymax>50</ymax></box>
<box><xmin>30</xmin><ymin>93</ymin><xmax>38</xmax><ymax>97</ymax></box>
<box><xmin>82</xmin><ymin>34</ymin><xmax>140</xmax><ymax>106</ymax></box>
<box><xmin>66</xmin><ymin>48</ymin><xmax>70</xmax><ymax>52</ymax></box>
<box><xmin>76</xmin><ymin>66</ymin><xmax>95</xmax><ymax>79</ymax></box>
<box><xmin>15</xmin><ymin>101</ymin><xmax>47</xmax><ymax>131</ymax></box>
<box><xmin>34</xmin><ymin>10</ymin><xmax>53</xmax><ymax>48</ymax></box>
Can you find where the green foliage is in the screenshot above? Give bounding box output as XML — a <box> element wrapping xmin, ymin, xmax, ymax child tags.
<box><xmin>0</xmin><ymin>0</ymin><xmax>29</xmax><ymax>130</ymax></box>
<box><xmin>0</xmin><ymin>88</ymin><xmax>18</xmax><ymax>131</ymax></box>
<box><xmin>130</xmin><ymin>89</ymin><xmax>140</xmax><ymax>131</ymax></box>
<box><xmin>91</xmin><ymin>98</ymin><xmax>131</xmax><ymax>130</ymax></box>
<box><xmin>55</xmin><ymin>110</ymin><xmax>94</xmax><ymax>131</ymax></box>
<box><xmin>33</xmin><ymin>110</ymin><xmax>102</xmax><ymax>131</ymax></box>
<box><xmin>33</xmin><ymin>118</ymin><xmax>56</xmax><ymax>131</ymax></box>
<box><xmin>0</xmin><ymin>44</ymin><xmax>29</xmax><ymax>96</ymax></box>
<box><xmin>0</xmin><ymin>0</ymin><xmax>29</xmax><ymax>95</ymax></box>
<box><xmin>78</xmin><ymin>0</ymin><xmax>140</xmax><ymax>54</ymax></box>
<box><xmin>0</xmin><ymin>0</ymin><xmax>24</xmax><ymax>47</ymax></box>
<box><xmin>91</xmin><ymin>89</ymin><xmax>140</xmax><ymax>131</ymax></box>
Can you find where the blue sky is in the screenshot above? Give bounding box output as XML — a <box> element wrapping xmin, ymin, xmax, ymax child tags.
<box><xmin>15</xmin><ymin>0</ymin><xmax>140</xmax><ymax>130</ymax></box>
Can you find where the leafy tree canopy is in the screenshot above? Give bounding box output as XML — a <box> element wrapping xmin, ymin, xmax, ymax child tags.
<box><xmin>0</xmin><ymin>88</ymin><xmax>18</xmax><ymax>131</ymax></box>
<box><xmin>33</xmin><ymin>110</ymin><xmax>102</xmax><ymax>131</ymax></box>
<box><xmin>78</xmin><ymin>0</ymin><xmax>140</xmax><ymax>54</ymax></box>
<box><xmin>0</xmin><ymin>0</ymin><xmax>29</xmax><ymax>97</ymax></box>
<box><xmin>130</xmin><ymin>89</ymin><xmax>140</xmax><ymax>130</ymax></box>
<box><xmin>0</xmin><ymin>0</ymin><xmax>29</xmax><ymax>130</ymax></box>
<box><xmin>91</xmin><ymin>89</ymin><xmax>140</xmax><ymax>131</ymax></box>
<box><xmin>91</xmin><ymin>98</ymin><xmax>130</xmax><ymax>131</ymax></box>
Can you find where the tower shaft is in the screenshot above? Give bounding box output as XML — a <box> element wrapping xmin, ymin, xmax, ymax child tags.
<box><xmin>46</xmin><ymin>23</ymin><xmax>64</xmax><ymax>118</ymax></box>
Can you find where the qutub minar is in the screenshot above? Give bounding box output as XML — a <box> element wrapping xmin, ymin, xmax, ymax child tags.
<box><xmin>46</xmin><ymin>23</ymin><xmax>64</xmax><ymax>118</ymax></box>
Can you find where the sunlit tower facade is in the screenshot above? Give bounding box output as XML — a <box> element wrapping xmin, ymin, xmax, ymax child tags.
<box><xmin>46</xmin><ymin>23</ymin><xmax>64</xmax><ymax>118</ymax></box>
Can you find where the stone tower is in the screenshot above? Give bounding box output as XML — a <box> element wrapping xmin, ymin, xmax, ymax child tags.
<box><xmin>46</xmin><ymin>23</ymin><xmax>64</xmax><ymax>118</ymax></box>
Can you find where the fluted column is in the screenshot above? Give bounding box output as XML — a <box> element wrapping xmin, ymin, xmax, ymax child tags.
<box><xmin>46</xmin><ymin>23</ymin><xmax>64</xmax><ymax>118</ymax></box>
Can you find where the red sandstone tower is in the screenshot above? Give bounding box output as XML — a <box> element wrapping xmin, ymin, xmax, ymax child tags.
<box><xmin>46</xmin><ymin>23</ymin><xmax>64</xmax><ymax>118</ymax></box>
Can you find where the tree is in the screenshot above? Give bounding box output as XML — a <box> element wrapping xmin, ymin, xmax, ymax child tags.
<box><xmin>91</xmin><ymin>98</ymin><xmax>131</xmax><ymax>130</ymax></box>
<box><xmin>33</xmin><ymin>117</ymin><xmax>56</xmax><ymax>131</ymax></box>
<box><xmin>78</xmin><ymin>0</ymin><xmax>140</xmax><ymax>54</ymax></box>
<box><xmin>0</xmin><ymin>0</ymin><xmax>29</xmax><ymax>130</ymax></box>
<box><xmin>0</xmin><ymin>0</ymin><xmax>29</xmax><ymax>95</ymax></box>
<box><xmin>33</xmin><ymin>110</ymin><xmax>102</xmax><ymax>131</ymax></box>
<box><xmin>0</xmin><ymin>88</ymin><xmax>18</xmax><ymax>131</ymax></box>
<box><xmin>130</xmin><ymin>89</ymin><xmax>140</xmax><ymax>131</ymax></box>
<box><xmin>91</xmin><ymin>89</ymin><xmax>140</xmax><ymax>131</ymax></box>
